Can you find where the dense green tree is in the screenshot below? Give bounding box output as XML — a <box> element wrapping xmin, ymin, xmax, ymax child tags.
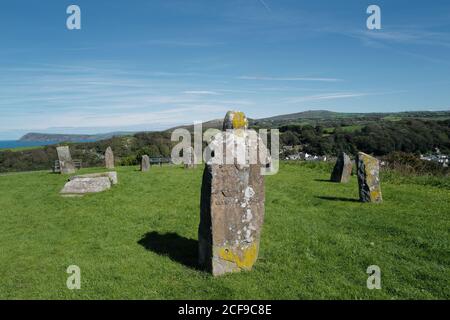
<box><xmin>1</xmin><ymin>118</ymin><xmax>449</xmax><ymax>173</ymax></box>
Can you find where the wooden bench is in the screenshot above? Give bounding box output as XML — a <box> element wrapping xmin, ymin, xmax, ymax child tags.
<box><xmin>53</xmin><ymin>159</ymin><xmax>82</xmax><ymax>173</ymax></box>
<box><xmin>149</xmin><ymin>157</ymin><xmax>172</xmax><ymax>167</ymax></box>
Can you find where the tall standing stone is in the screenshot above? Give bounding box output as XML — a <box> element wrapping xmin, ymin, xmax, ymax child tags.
<box><xmin>330</xmin><ymin>152</ymin><xmax>352</xmax><ymax>183</ymax></box>
<box><xmin>199</xmin><ymin>111</ymin><xmax>265</xmax><ymax>276</ymax></box>
<box><xmin>141</xmin><ymin>155</ymin><xmax>150</xmax><ymax>172</ymax></box>
<box><xmin>105</xmin><ymin>146</ymin><xmax>114</xmax><ymax>169</ymax></box>
<box><xmin>56</xmin><ymin>146</ymin><xmax>76</xmax><ymax>174</ymax></box>
<box><xmin>356</xmin><ymin>152</ymin><xmax>382</xmax><ymax>203</ymax></box>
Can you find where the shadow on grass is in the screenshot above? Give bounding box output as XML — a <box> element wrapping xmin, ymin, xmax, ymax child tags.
<box><xmin>314</xmin><ymin>179</ymin><xmax>334</xmax><ymax>183</ymax></box>
<box><xmin>316</xmin><ymin>196</ymin><xmax>360</xmax><ymax>203</ymax></box>
<box><xmin>138</xmin><ymin>231</ymin><xmax>200</xmax><ymax>270</ymax></box>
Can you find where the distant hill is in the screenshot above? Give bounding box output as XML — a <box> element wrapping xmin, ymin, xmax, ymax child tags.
<box><xmin>165</xmin><ymin>111</ymin><xmax>347</xmax><ymax>131</ymax></box>
<box><xmin>166</xmin><ymin>119</ymin><xmax>224</xmax><ymax>132</ymax></box>
<box><xmin>252</xmin><ymin>110</ymin><xmax>450</xmax><ymax>127</ymax></box>
<box><xmin>19</xmin><ymin>110</ymin><xmax>450</xmax><ymax>141</ymax></box>
<box><xmin>257</xmin><ymin>110</ymin><xmax>344</xmax><ymax>121</ymax></box>
<box><xmin>255</xmin><ymin>110</ymin><xmax>450</xmax><ymax>121</ymax></box>
<box><xmin>19</xmin><ymin>131</ymin><xmax>136</xmax><ymax>143</ymax></box>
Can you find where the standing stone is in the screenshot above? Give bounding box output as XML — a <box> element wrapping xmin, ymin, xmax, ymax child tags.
<box><xmin>141</xmin><ymin>155</ymin><xmax>150</xmax><ymax>172</ymax></box>
<box><xmin>56</xmin><ymin>146</ymin><xmax>76</xmax><ymax>174</ymax></box>
<box><xmin>184</xmin><ymin>147</ymin><xmax>196</xmax><ymax>169</ymax></box>
<box><xmin>199</xmin><ymin>111</ymin><xmax>265</xmax><ymax>276</ymax></box>
<box><xmin>356</xmin><ymin>152</ymin><xmax>382</xmax><ymax>203</ymax></box>
<box><xmin>223</xmin><ymin>110</ymin><xmax>248</xmax><ymax>130</ymax></box>
<box><xmin>330</xmin><ymin>152</ymin><xmax>352</xmax><ymax>183</ymax></box>
<box><xmin>105</xmin><ymin>146</ymin><xmax>114</xmax><ymax>169</ymax></box>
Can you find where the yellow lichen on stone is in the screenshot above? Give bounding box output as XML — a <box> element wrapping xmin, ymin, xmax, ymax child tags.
<box><xmin>357</xmin><ymin>151</ymin><xmax>383</xmax><ymax>203</ymax></box>
<box><xmin>231</xmin><ymin>111</ymin><xmax>248</xmax><ymax>129</ymax></box>
<box><xmin>370</xmin><ymin>190</ymin><xmax>381</xmax><ymax>202</ymax></box>
<box><xmin>218</xmin><ymin>243</ymin><xmax>258</xmax><ymax>270</ymax></box>
<box><xmin>223</xmin><ymin>110</ymin><xmax>248</xmax><ymax>132</ymax></box>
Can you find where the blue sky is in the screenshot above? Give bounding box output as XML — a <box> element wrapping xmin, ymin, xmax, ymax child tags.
<box><xmin>1</xmin><ymin>0</ymin><xmax>450</xmax><ymax>139</ymax></box>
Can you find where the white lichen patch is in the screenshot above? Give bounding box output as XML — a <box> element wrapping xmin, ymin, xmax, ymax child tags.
<box><xmin>244</xmin><ymin>186</ymin><xmax>255</xmax><ymax>200</ymax></box>
<box><xmin>242</xmin><ymin>208</ymin><xmax>253</xmax><ymax>223</ymax></box>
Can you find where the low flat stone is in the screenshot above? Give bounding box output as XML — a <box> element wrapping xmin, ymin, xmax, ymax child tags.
<box><xmin>60</xmin><ymin>177</ymin><xmax>111</xmax><ymax>196</ymax></box>
<box><xmin>69</xmin><ymin>171</ymin><xmax>118</xmax><ymax>185</ymax></box>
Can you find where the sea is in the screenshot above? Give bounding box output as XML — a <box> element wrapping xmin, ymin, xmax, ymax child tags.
<box><xmin>0</xmin><ymin>139</ymin><xmax>100</xmax><ymax>149</ymax></box>
<box><xmin>0</xmin><ymin>140</ymin><xmax>59</xmax><ymax>149</ymax></box>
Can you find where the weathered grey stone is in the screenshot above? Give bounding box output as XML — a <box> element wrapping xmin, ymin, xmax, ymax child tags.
<box><xmin>223</xmin><ymin>110</ymin><xmax>248</xmax><ymax>130</ymax></box>
<box><xmin>356</xmin><ymin>152</ymin><xmax>382</xmax><ymax>203</ymax></box>
<box><xmin>199</xmin><ymin>111</ymin><xmax>265</xmax><ymax>276</ymax></box>
<box><xmin>56</xmin><ymin>146</ymin><xmax>76</xmax><ymax>174</ymax></box>
<box><xmin>330</xmin><ymin>152</ymin><xmax>352</xmax><ymax>183</ymax></box>
<box><xmin>60</xmin><ymin>177</ymin><xmax>111</xmax><ymax>196</ymax></box>
<box><xmin>69</xmin><ymin>171</ymin><xmax>118</xmax><ymax>185</ymax></box>
<box><xmin>141</xmin><ymin>155</ymin><xmax>150</xmax><ymax>172</ymax></box>
<box><xmin>105</xmin><ymin>147</ymin><xmax>114</xmax><ymax>169</ymax></box>
<box><xmin>184</xmin><ymin>147</ymin><xmax>197</xmax><ymax>169</ymax></box>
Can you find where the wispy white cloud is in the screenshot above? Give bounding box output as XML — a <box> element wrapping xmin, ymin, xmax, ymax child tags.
<box><xmin>142</xmin><ymin>39</ymin><xmax>225</xmax><ymax>47</ymax></box>
<box><xmin>0</xmin><ymin>64</ymin><xmax>256</xmax><ymax>133</ymax></box>
<box><xmin>284</xmin><ymin>92</ymin><xmax>369</xmax><ymax>104</ymax></box>
<box><xmin>284</xmin><ymin>90</ymin><xmax>408</xmax><ymax>104</ymax></box>
<box><xmin>339</xmin><ymin>27</ymin><xmax>450</xmax><ymax>65</ymax></box>
<box><xmin>182</xmin><ymin>90</ymin><xmax>222</xmax><ymax>95</ymax></box>
<box><xmin>4</xmin><ymin>105</ymin><xmax>228</xmax><ymax>134</ymax></box>
<box><xmin>258</xmin><ymin>0</ymin><xmax>272</xmax><ymax>13</ymax></box>
<box><xmin>354</xmin><ymin>29</ymin><xmax>450</xmax><ymax>48</ymax></box>
<box><xmin>238</xmin><ymin>75</ymin><xmax>342</xmax><ymax>82</ymax></box>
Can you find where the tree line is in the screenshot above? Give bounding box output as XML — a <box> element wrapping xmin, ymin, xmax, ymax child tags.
<box><xmin>279</xmin><ymin>119</ymin><xmax>450</xmax><ymax>156</ymax></box>
<box><xmin>0</xmin><ymin>118</ymin><xmax>449</xmax><ymax>173</ymax></box>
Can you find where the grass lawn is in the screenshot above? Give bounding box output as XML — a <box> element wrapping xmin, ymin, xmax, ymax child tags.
<box><xmin>0</xmin><ymin>162</ymin><xmax>448</xmax><ymax>299</ymax></box>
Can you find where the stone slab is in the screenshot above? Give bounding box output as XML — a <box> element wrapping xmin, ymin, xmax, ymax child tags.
<box><xmin>69</xmin><ymin>171</ymin><xmax>118</xmax><ymax>185</ymax></box>
<box><xmin>60</xmin><ymin>177</ymin><xmax>111</xmax><ymax>195</ymax></box>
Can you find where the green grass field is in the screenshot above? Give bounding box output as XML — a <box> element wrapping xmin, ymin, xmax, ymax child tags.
<box><xmin>0</xmin><ymin>163</ymin><xmax>449</xmax><ymax>299</ymax></box>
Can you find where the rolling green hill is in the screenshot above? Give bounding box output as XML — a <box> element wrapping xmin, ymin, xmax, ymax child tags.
<box><xmin>18</xmin><ymin>110</ymin><xmax>450</xmax><ymax>143</ymax></box>
<box><xmin>252</xmin><ymin>110</ymin><xmax>450</xmax><ymax>127</ymax></box>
